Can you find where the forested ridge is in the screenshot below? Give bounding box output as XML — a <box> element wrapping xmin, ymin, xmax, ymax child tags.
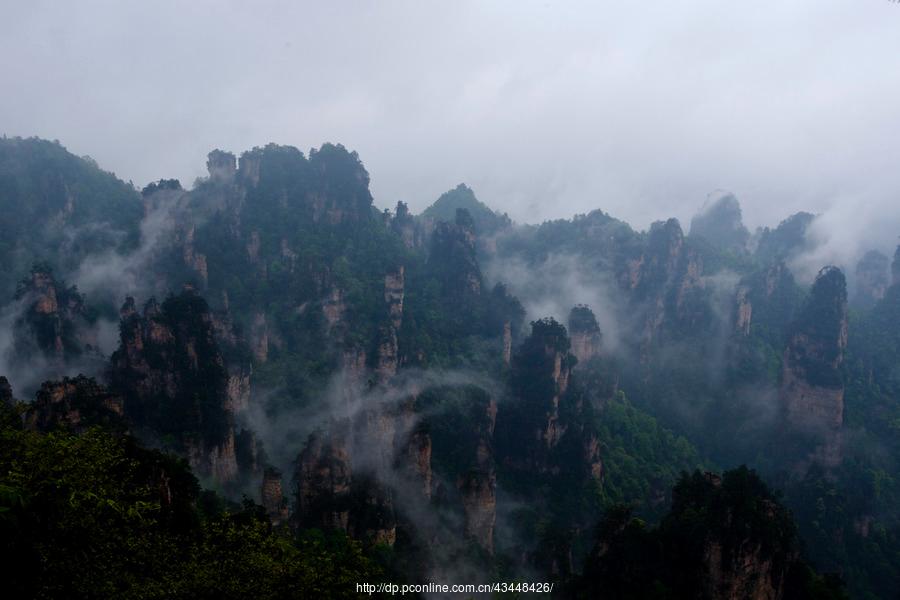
<box><xmin>3</xmin><ymin>135</ymin><xmax>899</xmax><ymax>598</ymax></box>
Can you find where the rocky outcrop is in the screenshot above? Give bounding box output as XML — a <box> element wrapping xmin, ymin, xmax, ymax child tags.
<box><xmin>502</xmin><ymin>321</ymin><xmax>512</xmax><ymax>366</ymax></box>
<box><xmin>374</xmin><ymin>268</ymin><xmax>406</xmax><ymax>382</ymax></box>
<box><xmin>399</xmin><ymin>427</ymin><xmax>433</xmax><ymax>501</ymax></box>
<box><xmin>582</xmin><ymin>468</ymin><xmax>825</xmax><ymax>600</ymax></box>
<box><xmin>689</xmin><ymin>193</ymin><xmax>750</xmax><ymax>253</ymax></box>
<box><xmin>733</xmin><ymin>262</ymin><xmax>797</xmax><ymax>338</ymax></box>
<box><xmin>181</xmin><ymin>225</ymin><xmax>209</xmax><ymax>289</ymax></box>
<box><xmin>754</xmin><ymin>212</ymin><xmax>816</xmax><ymax>264</ymax></box>
<box><xmin>11</xmin><ymin>264</ymin><xmax>95</xmax><ymax>364</ymax></box>
<box><xmin>568</xmin><ymin>305</ymin><xmax>602</xmax><ymax>364</ymax></box>
<box><xmin>780</xmin><ymin>266</ymin><xmax>847</xmax><ymax>467</ymax></box>
<box><xmin>237</xmin><ymin>153</ymin><xmax>260</xmax><ymax>187</ymax></box>
<box><xmin>293</xmin><ymin>377</ymin><xmax>446</xmax><ymax>550</ymax></box>
<box><xmin>206</xmin><ymin>149</ymin><xmax>236</xmax><ymax>182</ymax></box>
<box><xmin>893</xmin><ymin>245</ymin><xmax>900</xmax><ymax>287</ymax></box>
<box><xmin>375</xmin><ymin>327</ymin><xmax>399</xmax><ymax>383</ymax></box>
<box><xmin>689</xmin><ymin>472</ymin><xmax>798</xmax><ymax>600</ymax></box>
<box><xmin>295</xmin><ymin>428</ymin><xmax>354</xmax><ymax>531</ymax></box>
<box><xmin>25</xmin><ymin>376</ymin><xmax>124</xmax><ymax>433</ymax></box>
<box><xmin>428</xmin><ymin>208</ymin><xmax>482</xmax><ymax>297</ymax></box>
<box><xmin>108</xmin><ymin>290</ymin><xmax>258</xmax><ymax>485</ymax></box>
<box><xmin>391</xmin><ymin>201</ymin><xmax>424</xmax><ymax>250</ymax></box>
<box><xmin>735</xmin><ymin>286</ymin><xmax>753</xmax><ymax>335</ymax></box>
<box><xmin>624</xmin><ymin>219</ymin><xmax>706</xmax><ymax>349</ymax></box>
<box><xmin>497</xmin><ymin>318</ymin><xmax>601</xmax><ymax>482</ymax></box>
<box><xmin>458</xmin><ymin>461</ymin><xmax>496</xmax><ymax>553</ymax></box>
<box><xmin>431</xmin><ymin>391</ymin><xmax>499</xmax><ymax>554</ymax></box>
<box><xmin>322</xmin><ymin>287</ymin><xmax>346</xmax><ymax>332</ymax></box>
<box><xmin>854</xmin><ymin>250</ymin><xmax>889</xmax><ymax>308</ymax></box>
<box><xmin>246</xmin><ymin>230</ymin><xmax>261</xmax><ymax>263</ymax></box>
<box><xmin>261</xmin><ymin>467</ymin><xmax>289</xmax><ymax>525</ymax></box>
<box><xmin>294</xmin><ymin>422</ymin><xmax>397</xmax><ymax>546</ymax></box>
<box><xmin>384</xmin><ymin>267</ymin><xmax>405</xmax><ymax>331</ymax></box>
<box><xmin>249</xmin><ymin>311</ymin><xmax>268</xmax><ymax>363</ymax></box>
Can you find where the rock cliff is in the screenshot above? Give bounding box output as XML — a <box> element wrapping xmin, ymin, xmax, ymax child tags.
<box><xmin>11</xmin><ymin>264</ymin><xmax>96</xmax><ymax>365</ymax></box>
<box><xmin>25</xmin><ymin>375</ymin><xmax>124</xmax><ymax>433</ymax></box>
<box><xmin>581</xmin><ymin>467</ymin><xmax>828</xmax><ymax>600</ymax></box>
<box><xmin>780</xmin><ymin>266</ymin><xmax>847</xmax><ymax>467</ymax></box>
<box><xmin>568</xmin><ymin>305</ymin><xmax>602</xmax><ymax>364</ymax></box>
<box><xmin>689</xmin><ymin>193</ymin><xmax>750</xmax><ymax>253</ymax></box>
<box><xmin>428</xmin><ymin>208</ymin><xmax>483</xmax><ymax>298</ymax></box>
<box><xmin>108</xmin><ymin>290</ymin><xmax>259</xmax><ymax>486</ymax></box>
<box><xmin>854</xmin><ymin>250</ymin><xmax>889</xmax><ymax>308</ymax></box>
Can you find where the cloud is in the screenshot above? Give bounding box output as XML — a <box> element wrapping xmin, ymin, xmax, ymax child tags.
<box><xmin>2</xmin><ymin>0</ymin><xmax>900</xmax><ymax>237</ymax></box>
<box><xmin>484</xmin><ymin>251</ymin><xmax>626</xmax><ymax>351</ymax></box>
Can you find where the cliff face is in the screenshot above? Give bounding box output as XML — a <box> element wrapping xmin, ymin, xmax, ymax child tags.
<box><xmin>391</xmin><ymin>201</ymin><xmax>424</xmax><ymax>250</ymax></box>
<box><xmin>733</xmin><ymin>262</ymin><xmax>798</xmax><ymax>338</ymax></box>
<box><xmin>295</xmin><ymin>427</ymin><xmax>354</xmax><ymax>532</ymax></box>
<box><xmin>682</xmin><ymin>472</ymin><xmax>801</xmax><ymax>600</ymax></box>
<box><xmin>754</xmin><ymin>212</ymin><xmax>816</xmax><ymax>264</ymax></box>
<box><xmin>108</xmin><ymin>290</ymin><xmax>259</xmax><ymax>485</ymax></box>
<box><xmin>12</xmin><ymin>265</ymin><xmax>95</xmax><ymax>365</ymax></box>
<box><xmin>206</xmin><ymin>149</ymin><xmax>237</xmax><ymax>182</ymax></box>
<box><xmin>892</xmin><ymin>245</ymin><xmax>900</xmax><ymax>288</ymax></box>
<box><xmin>384</xmin><ymin>267</ymin><xmax>405</xmax><ymax>331</ymax></box>
<box><xmin>457</xmin><ymin>461</ymin><xmax>496</xmax><ymax>552</ymax></box>
<box><xmin>854</xmin><ymin>250</ymin><xmax>889</xmax><ymax>309</ymax></box>
<box><xmin>583</xmin><ymin>468</ymin><xmax>823</xmax><ymax>600</ymax></box>
<box><xmin>689</xmin><ymin>193</ymin><xmax>750</xmax><ymax>253</ymax></box>
<box><xmin>236</xmin><ymin>143</ymin><xmax>374</xmax><ymax>225</ymax></box>
<box><xmin>568</xmin><ymin>305</ymin><xmax>602</xmax><ymax>364</ymax></box>
<box><xmin>294</xmin><ymin>417</ymin><xmax>401</xmax><ymax>547</ymax></box>
<box><xmin>625</xmin><ymin>219</ymin><xmax>706</xmax><ymax>349</ymax></box>
<box><xmin>25</xmin><ymin>376</ymin><xmax>124</xmax><ymax>433</ymax></box>
<box><xmin>780</xmin><ymin>266</ymin><xmax>848</xmax><ymax>467</ymax></box>
<box><xmin>374</xmin><ymin>267</ymin><xmax>406</xmax><ymax>382</ymax></box>
<box><xmin>735</xmin><ymin>285</ymin><xmax>753</xmax><ymax>336</ymax></box>
<box><xmin>428</xmin><ymin>208</ymin><xmax>483</xmax><ymax>298</ymax></box>
<box><xmin>0</xmin><ymin>138</ymin><xmax>143</xmax><ymax>302</ymax></box>
<box><xmin>294</xmin><ymin>373</ymin><xmax>487</xmax><ymax>552</ymax></box>
<box><xmin>260</xmin><ymin>467</ymin><xmax>290</xmax><ymax>526</ymax></box>
<box><xmin>497</xmin><ymin>318</ymin><xmax>602</xmax><ymax>483</ymax></box>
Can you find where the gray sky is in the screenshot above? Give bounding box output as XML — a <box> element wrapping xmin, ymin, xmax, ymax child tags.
<box><xmin>3</xmin><ymin>0</ymin><xmax>900</xmax><ymax>245</ymax></box>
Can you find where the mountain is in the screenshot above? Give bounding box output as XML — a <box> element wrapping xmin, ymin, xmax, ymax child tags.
<box><xmin>7</xmin><ymin>136</ymin><xmax>900</xmax><ymax>597</ymax></box>
<box><xmin>422</xmin><ymin>183</ymin><xmax>511</xmax><ymax>235</ymax></box>
<box><xmin>0</xmin><ymin>137</ymin><xmax>142</xmax><ymax>301</ymax></box>
<box><xmin>578</xmin><ymin>467</ymin><xmax>847</xmax><ymax>599</ymax></box>
<box><xmin>689</xmin><ymin>193</ymin><xmax>751</xmax><ymax>254</ymax></box>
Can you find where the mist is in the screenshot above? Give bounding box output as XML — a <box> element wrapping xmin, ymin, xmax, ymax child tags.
<box><xmin>2</xmin><ymin>1</ymin><xmax>899</xmax><ymax>239</ymax></box>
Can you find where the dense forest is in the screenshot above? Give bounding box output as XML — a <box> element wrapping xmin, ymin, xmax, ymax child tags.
<box><xmin>2</xmin><ymin>136</ymin><xmax>898</xmax><ymax>598</ymax></box>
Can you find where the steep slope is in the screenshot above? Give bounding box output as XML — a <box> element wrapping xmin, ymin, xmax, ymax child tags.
<box><xmin>0</xmin><ymin>137</ymin><xmax>142</xmax><ymax>301</ymax></box>
<box><xmin>779</xmin><ymin>266</ymin><xmax>848</xmax><ymax>467</ymax></box>
<box><xmin>578</xmin><ymin>467</ymin><xmax>847</xmax><ymax>600</ymax></box>
<box><xmin>107</xmin><ymin>290</ymin><xmax>261</xmax><ymax>486</ymax></box>
<box><xmin>689</xmin><ymin>193</ymin><xmax>751</xmax><ymax>254</ymax></box>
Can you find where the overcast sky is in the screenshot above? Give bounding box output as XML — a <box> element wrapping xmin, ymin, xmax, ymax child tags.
<box><xmin>3</xmin><ymin>0</ymin><xmax>900</xmax><ymax>248</ymax></box>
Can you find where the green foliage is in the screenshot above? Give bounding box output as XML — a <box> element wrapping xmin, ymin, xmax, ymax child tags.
<box><xmin>0</xmin><ymin>425</ymin><xmax>381</xmax><ymax>599</ymax></box>
<box><xmin>755</xmin><ymin>212</ymin><xmax>817</xmax><ymax>265</ymax></box>
<box><xmin>422</xmin><ymin>183</ymin><xmax>510</xmax><ymax>234</ymax></box>
<box><xmin>577</xmin><ymin>467</ymin><xmax>848</xmax><ymax>600</ymax></box>
<box><xmin>568</xmin><ymin>304</ymin><xmax>600</xmax><ymax>333</ymax></box>
<box><xmin>789</xmin><ymin>266</ymin><xmax>847</xmax><ymax>388</ymax></box>
<box><xmin>688</xmin><ymin>193</ymin><xmax>750</xmax><ymax>252</ymax></box>
<box><xmin>417</xmin><ymin>384</ymin><xmax>494</xmax><ymax>478</ymax></box>
<box><xmin>594</xmin><ymin>391</ymin><xmax>702</xmax><ymax>516</ymax></box>
<box><xmin>0</xmin><ymin>137</ymin><xmax>142</xmax><ymax>301</ymax></box>
<box><xmin>11</xmin><ymin>263</ymin><xmax>96</xmax><ymax>368</ymax></box>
